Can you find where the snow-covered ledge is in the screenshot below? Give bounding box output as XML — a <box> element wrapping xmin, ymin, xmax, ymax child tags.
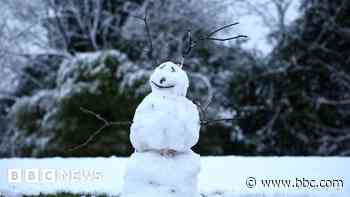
<box><xmin>0</xmin><ymin>156</ymin><xmax>349</xmax><ymax>197</ymax></box>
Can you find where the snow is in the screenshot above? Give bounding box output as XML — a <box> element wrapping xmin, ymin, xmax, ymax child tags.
<box><xmin>123</xmin><ymin>151</ymin><xmax>200</xmax><ymax>197</ymax></box>
<box><xmin>6</xmin><ymin>90</ymin><xmax>56</xmax><ymax>155</ymax></box>
<box><xmin>150</xmin><ymin>62</ymin><xmax>190</xmax><ymax>97</ymax></box>
<box><xmin>0</xmin><ymin>156</ymin><xmax>348</xmax><ymax>197</ymax></box>
<box><xmin>0</xmin><ymin>67</ymin><xmax>18</xmax><ymax>97</ymax></box>
<box><xmin>56</xmin><ymin>51</ymin><xmax>125</xmax><ymax>86</ymax></box>
<box><xmin>131</xmin><ymin>61</ymin><xmax>200</xmax><ymax>153</ymax></box>
<box><xmin>56</xmin><ymin>50</ymin><xmax>148</xmax><ymax>98</ymax></box>
<box><xmin>130</xmin><ymin>92</ymin><xmax>200</xmax><ymax>152</ymax></box>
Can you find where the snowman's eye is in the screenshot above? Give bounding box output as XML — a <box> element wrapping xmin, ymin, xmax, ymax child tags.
<box><xmin>160</xmin><ymin>65</ymin><xmax>166</xmax><ymax>69</ymax></box>
<box><xmin>171</xmin><ymin>66</ymin><xmax>176</xmax><ymax>72</ymax></box>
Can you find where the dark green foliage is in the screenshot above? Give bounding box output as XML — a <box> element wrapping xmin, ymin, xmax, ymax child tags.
<box><xmin>47</xmin><ymin>52</ymin><xmax>146</xmax><ymax>157</ymax></box>
<box><xmin>6</xmin><ymin>51</ymin><xmax>148</xmax><ymax>157</ymax></box>
<box><xmin>227</xmin><ymin>0</ymin><xmax>350</xmax><ymax>155</ymax></box>
<box><xmin>15</xmin><ymin>55</ymin><xmax>63</xmax><ymax>97</ymax></box>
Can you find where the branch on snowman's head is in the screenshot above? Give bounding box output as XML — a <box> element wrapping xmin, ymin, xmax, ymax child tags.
<box><xmin>133</xmin><ymin>6</ymin><xmax>247</xmax><ymax>68</ymax></box>
<box><xmin>180</xmin><ymin>22</ymin><xmax>248</xmax><ymax>66</ymax></box>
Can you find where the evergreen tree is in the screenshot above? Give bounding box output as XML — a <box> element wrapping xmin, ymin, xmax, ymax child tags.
<box><xmin>229</xmin><ymin>0</ymin><xmax>350</xmax><ymax>155</ymax></box>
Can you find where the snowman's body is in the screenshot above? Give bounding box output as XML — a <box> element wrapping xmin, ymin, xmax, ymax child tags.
<box><xmin>123</xmin><ymin>62</ymin><xmax>201</xmax><ymax>197</ymax></box>
<box><xmin>130</xmin><ymin>92</ymin><xmax>200</xmax><ymax>153</ymax></box>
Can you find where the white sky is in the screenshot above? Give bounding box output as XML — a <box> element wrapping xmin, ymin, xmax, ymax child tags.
<box><xmin>210</xmin><ymin>0</ymin><xmax>301</xmax><ymax>54</ymax></box>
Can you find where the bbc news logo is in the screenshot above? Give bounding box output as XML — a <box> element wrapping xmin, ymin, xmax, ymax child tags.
<box><xmin>8</xmin><ymin>168</ymin><xmax>103</xmax><ymax>184</ymax></box>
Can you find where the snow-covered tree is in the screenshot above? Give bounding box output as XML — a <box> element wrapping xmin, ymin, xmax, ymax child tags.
<box><xmin>228</xmin><ymin>0</ymin><xmax>350</xmax><ymax>155</ymax></box>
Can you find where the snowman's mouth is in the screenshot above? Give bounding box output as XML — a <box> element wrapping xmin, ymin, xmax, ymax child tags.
<box><xmin>151</xmin><ymin>81</ymin><xmax>175</xmax><ymax>89</ymax></box>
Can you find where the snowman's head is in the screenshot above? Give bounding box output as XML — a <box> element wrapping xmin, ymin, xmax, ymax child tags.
<box><xmin>150</xmin><ymin>61</ymin><xmax>189</xmax><ymax>97</ymax></box>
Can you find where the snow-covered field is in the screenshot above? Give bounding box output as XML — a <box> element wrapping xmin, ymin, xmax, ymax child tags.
<box><xmin>0</xmin><ymin>156</ymin><xmax>349</xmax><ymax>197</ymax></box>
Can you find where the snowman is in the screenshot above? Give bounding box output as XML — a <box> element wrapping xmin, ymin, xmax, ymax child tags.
<box><xmin>122</xmin><ymin>61</ymin><xmax>201</xmax><ymax>197</ymax></box>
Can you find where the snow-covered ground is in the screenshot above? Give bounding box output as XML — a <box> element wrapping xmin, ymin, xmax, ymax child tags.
<box><xmin>0</xmin><ymin>156</ymin><xmax>349</xmax><ymax>196</ymax></box>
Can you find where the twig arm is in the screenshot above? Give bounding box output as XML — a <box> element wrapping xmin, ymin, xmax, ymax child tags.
<box><xmin>67</xmin><ymin>107</ymin><xmax>132</xmax><ymax>152</ymax></box>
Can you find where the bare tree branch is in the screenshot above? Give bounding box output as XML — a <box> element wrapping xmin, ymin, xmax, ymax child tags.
<box><xmin>200</xmin><ymin>118</ymin><xmax>236</xmax><ymax>126</ymax></box>
<box><xmin>67</xmin><ymin>107</ymin><xmax>132</xmax><ymax>152</ymax></box>
<box><xmin>132</xmin><ymin>6</ymin><xmax>156</xmax><ymax>66</ymax></box>
<box><xmin>256</xmin><ymin>104</ymin><xmax>281</xmax><ymax>136</ymax></box>
<box><xmin>204</xmin><ymin>22</ymin><xmax>240</xmax><ymax>39</ymax></box>
<box><xmin>47</xmin><ymin>0</ymin><xmax>71</xmax><ymax>53</ymax></box>
<box><xmin>69</xmin><ymin>103</ymin><xmax>240</xmax><ymax>151</ymax></box>
<box><xmin>181</xmin><ymin>22</ymin><xmax>248</xmax><ymax>59</ymax></box>
<box><xmin>206</xmin><ymin>35</ymin><xmax>248</xmax><ymax>41</ymax></box>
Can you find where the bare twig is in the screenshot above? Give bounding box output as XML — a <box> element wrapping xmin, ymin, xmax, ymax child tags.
<box><xmin>205</xmin><ymin>22</ymin><xmax>240</xmax><ymax>38</ymax></box>
<box><xmin>201</xmin><ymin>118</ymin><xmax>236</xmax><ymax>126</ymax></box>
<box><xmin>68</xmin><ymin>124</ymin><xmax>109</xmax><ymax>152</ymax></box>
<box><xmin>69</xmin><ymin>104</ymin><xmax>239</xmax><ymax>151</ymax></box>
<box><xmin>182</xmin><ymin>22</ymin><xmax>248</xmax><ymax>58</ymax></box>
<box><xmin>67</xmin><ymin>107</ymin><xmax>132</xmax><ymax>152</ymax></box>
<box><xmin>256</xmin><ymin>104</ymin><xmax>281</xmax><ymax>135</ymax></box>
<box><xmin>316</xmin><ymin>97</ymin><xmax>350</xmax><ymax>106</ymax></box>
<box><xmin>182</xmin><ymin>30</ymin><xmax>193</xmax><ymax>57</ymax></box>
<box><xmin>205</xmin><ymin>35</ymin><xmax>248</xmax><ymax>41</ymax></box>
<box><xmin>133</xmin><ymin>6</ymin><xmax>156</xmax><ymax>66</ymax></box>
<box><xmin>200</xmin><ymin>22</ymin><xmax>248</xmax><ymax>42</ymax></box>
<box><xmin>48</xmin><ymin>0</ymin><xmax>71</xmax><ymax>53</ymax></box>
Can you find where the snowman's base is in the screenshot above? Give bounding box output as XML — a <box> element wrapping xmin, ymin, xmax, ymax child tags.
<box><xmin>122</xmin><ymin>150</ymin><xmax>201</xmax><ymax>197</ymax></box>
